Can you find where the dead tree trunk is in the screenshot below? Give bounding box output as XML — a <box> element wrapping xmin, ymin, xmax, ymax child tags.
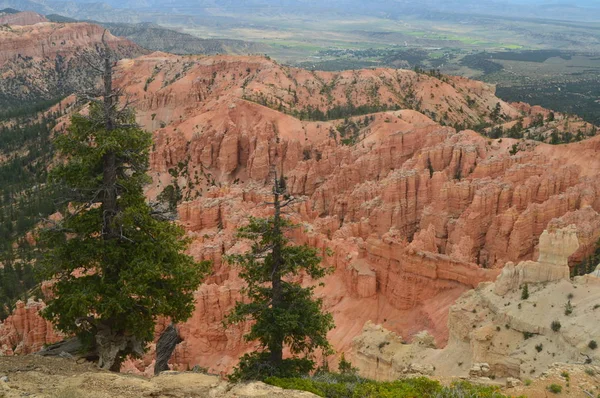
<box><xmin>37</xmin><ymin>337</ymin><xmax>87</xmax><ymax>358</ymax></box>
<box><xmin>154</xmin><ymin>324</ymin><xmax>183</xmax><ymax>375</ymax></box>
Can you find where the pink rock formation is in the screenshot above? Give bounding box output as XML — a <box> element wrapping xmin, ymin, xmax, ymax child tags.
<box><xmin>3</xmin><ymin>51</ymin><xmax>600</xmax><ymax>376</ymax></box>
<box><xmin>0</xmin><ymin>300</ymin><xmax>62</xmax><ymax>355</ymax></box>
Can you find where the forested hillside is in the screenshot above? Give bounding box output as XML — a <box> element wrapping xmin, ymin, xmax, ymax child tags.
<box><xmin>0</xmin><ymin>101</ymin><xmax>69</xmax><ymax>318</ymax></box>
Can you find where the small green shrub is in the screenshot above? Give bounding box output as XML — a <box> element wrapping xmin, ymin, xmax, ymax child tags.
<box><xmin>230</xmin><ymin>352</ymin><xmax>313</xmax><ymax>382</ymax></box>
<box><xmin>589</xmin><ymin>340</ymin><xmax>598</xmax><ymax>350</ymax></box>
<box><xmin>585</xmin><ymin>368</ymin><xmax>595</xmax><ymax>376</ymax></box>
<box><xmin>354</xmin><ymin>378</ymin><xmax>441</xmax><ymax>398</ymax></box>
<box><xmin>551</xmin><ymin>321</ymin><xmax>562</xmax><ymax>332</ymax></box>
<box><xmin>521</xmin><ymin>284</ymin><xmax>529</xmax><ymax>300</ymax></box>
<box><xmin>535</xmin><ymin>344</ymin><xmax>543</xmax><ymax>353</ymax></box>
<box><xmin>564</xmin><ymin>300</ymin><xmax>573</xmax><ymax>316</ymax></box>
<box><xmin>267</xmin><ymin>375</ymin><xmax>517</xmax><ymax>398</ymax></box>
<box><xmin>547</xmin><ymin>383</ymin><xmax>562</xmax><ymax>394</ymax></box>
<box><xmin>54</xmin><ymin>388</ymin><xmax>82</xmax><ymax>398</ymax></box>
<box><xmin>524</xmin><ymin>379</ymin><xmax>532</xmax><ymax>386</ymax></box>
<box><xmin>338</xmin><ymin>353</ymin><xmax>358</xmax><ymax>375</ymax></box>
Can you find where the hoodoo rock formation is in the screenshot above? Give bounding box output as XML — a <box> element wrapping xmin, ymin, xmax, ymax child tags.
<box><xmin>494</xmin><ymin>225</ymin><xmax>579</xmax><ymax>295</ymax></box>
<box><xmin>1</xmin><ymin>45</ymin><xmax>600</xmax><ymax>376</ymax></box>
<box><xmin>111</xmin><ymin>53</ymin><xmax>600</xmax><ymax>374</ymax></box>
<box><xmin>0</xmin><ymin>300</ymin><xmax>62</xmax><ymax>356</ymax></box>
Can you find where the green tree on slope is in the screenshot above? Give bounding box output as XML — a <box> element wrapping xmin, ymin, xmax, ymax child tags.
<box><xmin>225</xmin><ymin>175</ymin><xmax>334</xmax><ymax>381</ymax></box>
<box><xmin>40</xmin><ymin>36</ymin><xmax>210</xmax><ymax>371</ymax></box>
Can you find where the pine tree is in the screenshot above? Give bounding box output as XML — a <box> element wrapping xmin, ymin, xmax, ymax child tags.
<box><xmin>40</xmin><ymin>34</ymin><xmax>210</xmax><ymax>371</ymax></box>
<box><xmin>338</xmin><ymin>353</ymin><xmax>358</xmax><ymax>375</ymax></box>
<box><xmin>225</xmin><ymin>175</ymin><xmax>334</xmax><ymax>381</ymax></box>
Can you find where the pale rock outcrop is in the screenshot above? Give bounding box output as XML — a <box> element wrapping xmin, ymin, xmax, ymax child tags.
<box><xmin>494</xmin><ymin>225</ymin><xmax>579</xmax><ymax>295</ymax></box>
<box><xmin>351</xmin><ymin>321</ymin><xmax>438</xmax><ymax>380</ymax></box>
<box><xmin>350</xmin><ymin>227</ymin><xmax>600</xmax><ymax>381</ymax></box>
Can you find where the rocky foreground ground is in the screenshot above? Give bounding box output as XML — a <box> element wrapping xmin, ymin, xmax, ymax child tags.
<box><xmin>0</xmin><ymin>356</ymin><xmax>317</xmax><ymax>398</ymax></box>
<box><xmin>0</xmin><ymin>356</ymin><xmax>598</xmax><ymax>397</ymax></box>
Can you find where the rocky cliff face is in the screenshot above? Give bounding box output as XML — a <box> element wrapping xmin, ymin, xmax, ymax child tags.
<box><xmin>0</xmin><ymin>19</ymin><xmax>146</xmax><ymax>106</ymax></box>
<box><xmin>351</xmin><ymin>226</ymin><xmax>600</xmax><ymax>381</ymax></box>
<box><xmin>2</xmin><ymin>52</ymin><xmax>600</xmax><ymax>376</ymax></box>
<box><xmin>109</xmin><ymin>53</ymin><xmax>600</xmax><ymax>374</ymax></box>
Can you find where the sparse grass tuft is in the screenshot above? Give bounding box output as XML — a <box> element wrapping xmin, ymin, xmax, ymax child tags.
<box><xmin>55</xmin><ymin>388</ymin><xmax>83</xmax><ymax>398</ymax></box>
<box><xmin>585</xmin><ymin>368</ymin><xmax>595</xmax><ymax>376</ymax></box>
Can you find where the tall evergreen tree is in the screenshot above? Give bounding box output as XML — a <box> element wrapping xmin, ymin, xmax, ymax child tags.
<box><xmin>40</xmin><ymin>34</ymin><xmax>210</xmax><ymax>371</ymax></box>
<box><xmin>225</xmin><ymin>175</ymin><xmax>334</xmax><ymax>381</ymax></box>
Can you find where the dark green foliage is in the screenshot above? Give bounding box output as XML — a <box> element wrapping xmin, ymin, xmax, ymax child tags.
<box><xmin>266</xmin><ymin>375</ymin><xmax>518</xmax><ymax>398</ymax></box>
<box><xmin>531</xmin><ymin>114</ymin><xmax>545</xmax><ymax>128</ymax></box>
<box><xmin>40</xmin><ymin>101</ymin><xmax>210</xmax><ymax>369</ymax></box>
<box><xmin>496</xmin><ymin>80</ymin><xmax>600</xmax><ymax>127</ymax></box>
<box><xmin>232</xmin><ymin>352</ymin><xmax>315</xmax><ymax>381</ymax></box>
<box><xmin>490</xmin><ymin>102</ymin><xmax>503</xmax><ymax>122</ymax></box>
<box><xmin>551</xmin><ymin>320</ymin><xmax>562</xmax><ymax>332</ymax></box>
<box><xmin>353</xmin><ymin>377</ymin><xmax>441</xmax><ymax>398</ymax></box>
<box><xmin>0</xmin><ymin>108</ymin><xmax>64</xmax><ymax>251</ymax></box>
<box><xmin>295</xmin><ymin>103</ymin><xmax>400</xmax><ymax>122</ymax></box>
<box><xmin>243</xmin><ymin>91</ymin><xmax>399</xmax><ymax>122</ymax></box>
<box><xmin>564</xmin><ymin>300</ymin><xmax>573</xmax><ymax>316</ymax></box>
<box><xmin>225</xmin><ymin>177</ymin><xmax>334</xmax><ymax>381</ymax></box>
<box><xmin>535</xmin><ymin>343</ymin><xmax>543</xmax><ymax>353</ymax></box>
<box><xmin>589</xmin><ymin>340</ymin><xmax>598</xmax><ymax>350</ymax></box>
<box><xmin>338</xmin><ymin>353</ymin><xmax>358</xmax><ymax>375</ymax></box>
<box><xmin>157</xmin><ymin>184</ymin><xmax>182</xmax><ymax>211</ymax></box>
<box><xmin>572</xmin><ymin>238</ymin><xmax>600</xmax><ymax>277</ymax></box>
<box><xmin>547</xmin><ymin>383</ymin><xmax>562</xmax><ymax>394</ymax></box>
<box><xmin>490</xmin><ymin>50</ymin><xmax>572</xmax><ymax>63</ymax></box>
<box><xmin>0</xmin><ymin>100</ymin><xmax>69</xmax><ymax>318</ymax></box>
<box><xmin>335</xmin><ymin>117</ymin><xmax>372</xmax><ymax>146</ymax></box>
<box><xmin>521</xmin><ymin>283</ymin><xmax>529</xmax><ymax>300</ymax></box>
<box><xmin>0</xmin><ymin>97</ymin><xmax>65</xmax><ymax>120</ymax></box>
<box><xmin>460</xmin><ymin>53</ymin><xmax>504</xmax><ymax>75</ymax></box>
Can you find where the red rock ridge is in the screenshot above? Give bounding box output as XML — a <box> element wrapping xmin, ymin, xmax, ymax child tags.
<box><xmin>0</xmin><ymin>11</ymin><xmax>48</xmax><ymax>26</ymax></box>
<box><xmin>0</xmin><ymin>22</ymin><xmax>141</xmax><ymax>66</ymax></box>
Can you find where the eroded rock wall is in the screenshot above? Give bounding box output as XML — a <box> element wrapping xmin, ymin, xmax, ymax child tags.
<box><xmin>2</xmin><ymin>52</ymin><xmax>600</xmax><ymax>376</ymax></box>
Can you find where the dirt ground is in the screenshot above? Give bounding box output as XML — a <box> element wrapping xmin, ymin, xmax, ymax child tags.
<box><xmin>507</xmin><ymin>363</ymin><xmax>600</xmax><ymax>398</ymax></box>
<box><xmin>0</xmin><ymin>356</ymin><xmax>599</xmax><ymax>397</ymax></box>
<box><xmin>0</xmin><ymin>355</ymin><xmax>317</xmax><ymax>398</ymax></box>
